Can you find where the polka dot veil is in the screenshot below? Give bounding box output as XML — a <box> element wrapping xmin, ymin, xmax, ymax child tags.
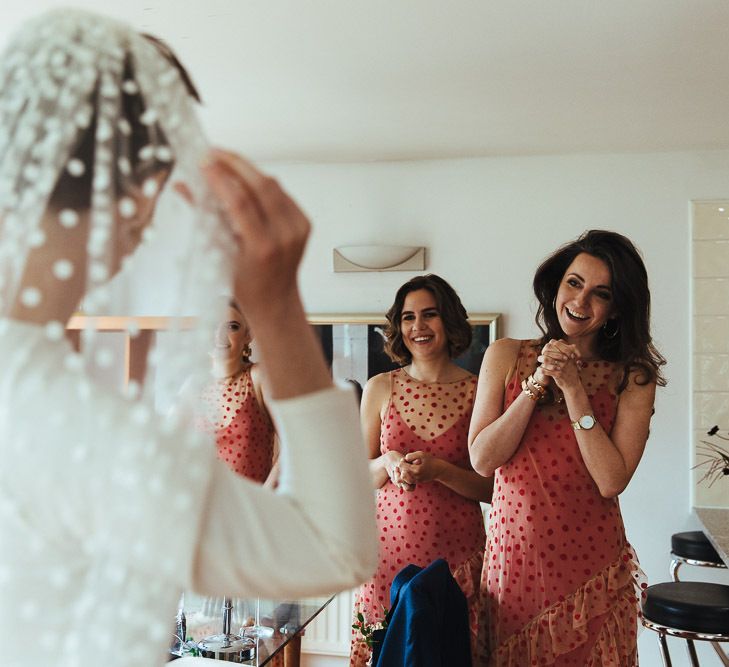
<box><xmin>0</xmin><ymin>9</ymin><xmax>235</xmax><ymax>406</ymax></box>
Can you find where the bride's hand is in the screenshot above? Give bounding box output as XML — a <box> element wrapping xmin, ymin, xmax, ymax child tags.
<box><xmin>202</xmin><ymin>149</ymin><xmax>310</xmax><ymax>320</ymax></box>
<box><xmin>202</xmin><ymin>149</ymin><xmax>331</xmax><ymax>400</ymax></box>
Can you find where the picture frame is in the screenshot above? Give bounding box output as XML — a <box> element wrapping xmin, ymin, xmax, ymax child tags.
<box><xmin>308</xmin><ymin>313</ymin><xmax>501</xmax><ymax>389</ymax></box>
<box><xmin>64</xmin><ymin>313</ymin><xmax>501</xmax><ymax>405</ymax></box>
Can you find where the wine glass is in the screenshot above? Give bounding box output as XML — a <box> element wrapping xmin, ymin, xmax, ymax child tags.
<box><xmin>242</xmin><ymin>597</ymin><xmax>274</xmax><ymax>638</ymax></box>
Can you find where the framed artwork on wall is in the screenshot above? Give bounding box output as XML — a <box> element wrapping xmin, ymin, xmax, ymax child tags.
<box><xmin>308</xmin><ymin>313</ymin><xmax>501</xmax><ymax>389</ymax></box>
<box><xmin>64</xmin><ymin>313</ymin><xmax>501</xmax><ymax>411</ymax></box>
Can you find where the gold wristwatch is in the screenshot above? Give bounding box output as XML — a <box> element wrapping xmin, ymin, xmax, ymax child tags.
<box><xmin>571</xmin><ymin>414</ymin><xmax>596</xmax><ymax>430</ymax></box>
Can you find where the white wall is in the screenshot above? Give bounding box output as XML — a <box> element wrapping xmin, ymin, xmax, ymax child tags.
<box><xmin>692</xmin><ymin>202</ymin><xmax>729</xmax><ymax>507</ymax></box>
<box><xmin>265</xmin><ymin>148</ymin><xmax>729</xmax><ymax>666</ymax></box>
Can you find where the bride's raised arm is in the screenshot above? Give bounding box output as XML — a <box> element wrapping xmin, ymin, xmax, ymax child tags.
<box><xmin>191</xmin><ymin>150</ymin><xmax>377</xmax><ymax>596</ymax></box>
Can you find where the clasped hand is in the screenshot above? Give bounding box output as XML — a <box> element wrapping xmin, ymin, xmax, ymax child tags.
<box><xmin>387</xmin><ymin>450</ymin><xmax>441</xmax><ymax>491</ymax></box>
<box><xmin>536</xmin><ymin>338</ymin><xmax>583</xmax><ymax>391</ymax></box>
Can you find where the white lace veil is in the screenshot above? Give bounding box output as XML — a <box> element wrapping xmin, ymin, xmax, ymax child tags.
<box><xmin>0</xmin><ymin>8</ymin><xmax>234</xmax><ymax>406</ymax></box>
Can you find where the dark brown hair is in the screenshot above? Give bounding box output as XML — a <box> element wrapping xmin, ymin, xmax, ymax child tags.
<box><xmin>383</xmin><ymin>274</ymin><xmax>472</xmax><ymax>365</ymax></box>
<box><xmin>533</xmin><ymin>229</ymin><xmax>667</xmax><ymax>392</ymax></box>
<box><xmin>345</xmin><ymin>378</ymin><xmax>364</xmax><ymax>405</ymax></box>
<box><xmin>49</xmin><ymin>33</ymin><xmax>200</xmax><ymax>214</ymax></box>
<box><xmin>141</xmin><ymin>34</ymin><xmax>202</xmax><ymax>103</ymax></box>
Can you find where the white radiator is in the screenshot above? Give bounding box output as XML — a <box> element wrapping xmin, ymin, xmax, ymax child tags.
<box><xmin>302</xmin><ymin>589</ymin><xmax>355</xmax><ymax>656</ymax></box>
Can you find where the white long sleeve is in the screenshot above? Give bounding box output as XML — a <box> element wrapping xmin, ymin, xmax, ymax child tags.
<box><xmin>0</xmin><ymin>323</ymin><xmax>377</xmax><ymax>667</ymax></box>
<box><xmin>190</xmin><ymin>384</ymin><xmax>378</xmax><ymax>597</ymax></box>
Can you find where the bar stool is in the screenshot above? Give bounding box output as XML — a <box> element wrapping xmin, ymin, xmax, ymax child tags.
<box><xmin>642</xmin><ymin>582</ymin><xmax>729</xmax><ymax>666</ymax></box>
<box><xmin>671</xmin><ymin>531</ymin><xmax>727</xmax><ymax>582</ymax></box>
<box><xmin>669</xmin><ymin>531</ymin><xmax>729</xmax><ymax>664</ymax></box>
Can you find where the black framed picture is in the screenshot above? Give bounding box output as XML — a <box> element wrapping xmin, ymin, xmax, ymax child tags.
<box><xmin>310</xmin><ymin>313</ymin><xmax>501</xmax><ymax>387</ymax></box>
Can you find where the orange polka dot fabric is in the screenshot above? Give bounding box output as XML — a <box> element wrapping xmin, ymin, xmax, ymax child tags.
<box><xmin>199</xmin><ymin>366</ymin><xmax>274</xmax><ymax>483</ymax></box>
<box><xmin>350</xmin><ymin>368</ymin><xmax>485</xmax><ymax>666</ymax></box>
<box><xmin>476</xmin><ymin>341</ymin><xmax>646</xmax><ymax>667</ymax></box>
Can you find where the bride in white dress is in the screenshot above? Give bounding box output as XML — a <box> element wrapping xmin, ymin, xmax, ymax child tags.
<box><xmin>0</xmin><ymin>9</ymin><xmax>376</xmax><ymax>667</ymax></box>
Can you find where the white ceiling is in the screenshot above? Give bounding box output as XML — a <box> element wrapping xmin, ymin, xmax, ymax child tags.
<box><xmin>3</xmin><ymin>1</ymin><xmax>729</xmax><ymax>162</ymax></box>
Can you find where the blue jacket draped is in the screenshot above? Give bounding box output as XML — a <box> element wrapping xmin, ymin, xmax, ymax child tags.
<box><xmin>373</xmin><ymin>558</ymin><xmax>472</xmax><ymax>667</ymax></box>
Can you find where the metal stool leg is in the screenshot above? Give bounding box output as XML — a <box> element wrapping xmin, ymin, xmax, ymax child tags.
<box><xmin>686</xmin><ymin>638</ymin><xmax>700</xmax><ymax>667</ymax></box>
<box><xmin>669</xmin><ymin>558</ymin><xmax>729</xmax><ymax>665</ymax></box>
<box><xmin>670</xmin><ymin>557</ymin><xmax>682</xmax><ymax>582</ymax></box>
<box><xmin>712</xmin><ymin>641</ymin><xmax>729</xmax><ymax>666</ymax></box>
<box><xmin>658</xmin><ymin>632</ymin><xmax>673</xmax><ymax>667</ymax></box>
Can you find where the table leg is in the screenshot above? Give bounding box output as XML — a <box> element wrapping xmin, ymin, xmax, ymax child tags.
<box><xmin>283</xmin><ymin>634</ymin><xmax>301</xmax><ymax>667</ymax></box>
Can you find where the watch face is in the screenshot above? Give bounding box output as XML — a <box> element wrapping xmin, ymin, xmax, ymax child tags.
<box><xmin>579</xmin><ymin>415</ymin><xmax>596</xmax><ymax>430</ymax></box>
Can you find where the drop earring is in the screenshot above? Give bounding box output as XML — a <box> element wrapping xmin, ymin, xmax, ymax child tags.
<box><xmin>602</xmin><ymin>319</ymin><xmax>619</xmax><ymax>339</ymax></box>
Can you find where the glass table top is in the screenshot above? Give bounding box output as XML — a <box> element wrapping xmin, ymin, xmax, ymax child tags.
<box><xmin>169</xmin><ymin>594</ymin><xmax>333</xmax><ymax>664</ymax></box>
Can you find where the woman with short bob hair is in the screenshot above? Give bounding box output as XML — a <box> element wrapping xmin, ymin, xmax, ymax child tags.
<box><xmin>350</xmin><ymin>273</ymin><xmax>492</xmax><ymax>666</ymax></box>
<box><xmin>469</xmin><ymin>230</ymin><xmax>665</xmax><ymax>666</ymax></box>
<box><xmin>383</xmin><ymin>273</ymin><xmax>474</xmax><ymax>364</ymax></box>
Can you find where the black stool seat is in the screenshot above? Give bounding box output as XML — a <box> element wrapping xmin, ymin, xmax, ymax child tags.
<box><xmin>671</xmin><ymin>531</ymin><xmax>724</xmax><ymax>564</ymax></box>
<box><xmin>643</xmin><ymin>582</ymin><xmax>729</xmax><ymax>635</ymax></box>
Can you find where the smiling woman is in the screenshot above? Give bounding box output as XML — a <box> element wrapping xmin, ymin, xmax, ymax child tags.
<box><xmin>349</xmin><ymin>274</ymin><xmax>493</xmax><ymax>666</ymax></box>
<box><xmin>555</xmin><ymin>253</ymin><xmax>615</xmax><ymax>338</ymax></box>
<box><xmin>199</xmin><ymin>299</ymin><xmax>276</xmax><ymax>484</ymax></box>
<box><xmin>468</xmin><ymin>230</ymin><xmax>667</xmax><ymax>666</ymax></box>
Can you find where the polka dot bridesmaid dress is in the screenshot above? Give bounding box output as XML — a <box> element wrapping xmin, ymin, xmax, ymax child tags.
<box><xmin>199</xmin><ymin>366</ymin><xmax>274</xmax><ymax>483</ymax></box>
<box><xmin>477</xmin><ymin>341</ymin><xmax>646</xmax><ymax>667</ymax></box>
<box><xmin>350</xmin><ymin>368</ymin><xmax>486</xmax><ymax>666</ymax></box>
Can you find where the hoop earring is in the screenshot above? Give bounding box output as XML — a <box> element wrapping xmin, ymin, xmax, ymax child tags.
<box><xmin>602</xmin><ymin>319</ymin><xmax>619</xmax><ymax>339</ymax></box>
<box><xmin>241</xmin><ymin>344</ymin><xmax>252</xmax><ymax>362</ymax></box>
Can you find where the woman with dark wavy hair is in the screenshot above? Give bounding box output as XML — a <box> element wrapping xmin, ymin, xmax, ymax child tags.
<box><xmin>350</xmin><ymin>274</ymin><xmax>493</xmax><ymax>666</ymax></box>
<box><xmin>469</xmin><ymin>230</ymin><xmax>665</xmax><ymax>666</ymax></box>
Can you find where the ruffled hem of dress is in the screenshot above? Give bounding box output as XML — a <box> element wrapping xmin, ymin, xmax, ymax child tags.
<box><xmin>492</xmin><ymin>542</ymin><xmax>646</xmax><ymax>667</ymax></box>
<box><xmin>452</xmin><ymin>547</ymin><xmax>484</xmax><ymax>659</ymax></box>
<box><xmin>452</xmin><ymin>546</ymin><xmax>484</xmax><ymax>602</ymax></box>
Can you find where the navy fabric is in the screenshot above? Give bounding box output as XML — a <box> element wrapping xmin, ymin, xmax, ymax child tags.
<box><xmin>373</xmin><ymin>559</ymin><xmax>472</xmax><ymax>667</ymax></box>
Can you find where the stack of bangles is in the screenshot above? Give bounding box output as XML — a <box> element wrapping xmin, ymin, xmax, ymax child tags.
<box><xmin>521</xmin><ymin>373</ymin><xmax>546</xmax><ymax>401</ymax></box>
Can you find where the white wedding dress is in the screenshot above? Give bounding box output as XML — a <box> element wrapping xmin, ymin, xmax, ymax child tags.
<box><xmin>0</xmin><ymin>320</ymin><xmax>376</xmax><ymax>667</ymax></box>
<box><xmin>0</xmin><ymin>9</ymin><xmax>376</xmax><ymax>667</ymax></box>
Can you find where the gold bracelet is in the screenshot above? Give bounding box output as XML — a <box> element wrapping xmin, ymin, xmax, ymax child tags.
<box><xmin>525</xmin><ymin>374</ymin><xmax>546</xmax><ymax>399</ymax></box>
<box><xmin>528</xmin><ymin>373</ymin><xmax>545</xmax><ymax>393</ymax></box>
<box><xmin>521</xmin><ymin>378</ymin><xmax>540</xmax><ymax>401</ymax></box>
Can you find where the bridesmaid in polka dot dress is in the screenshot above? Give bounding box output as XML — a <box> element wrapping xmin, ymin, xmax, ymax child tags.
<box><xmin>350</xmin><ymin>275</ymin><xmax>493</xmax><ymax>667</ymax></box>
<box><xmin>199</xmin><ymin>300</ymin><xmax>276</xmax><ymax>484</ymax></box>
<box><xmin>469</xmin><ymin>231</ymin><xmax>666</xmax><ymax>666</ymax></box>
<box><xmin>188</xmin><ymin>300</ymin><xmax>277</xmax><ymax>634</ymax></box>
